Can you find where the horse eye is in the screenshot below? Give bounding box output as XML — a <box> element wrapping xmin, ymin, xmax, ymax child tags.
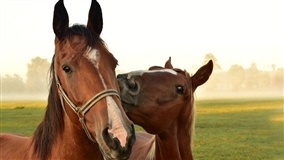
<box><xmin>176</xmin><ymin>85</ymin><xmax>184</xmax><ymax>94</ymax></box>
<box><xmin>62</xmin><ymin>65</ymin><xmax>72</xmax><ymax>74</ymax></box>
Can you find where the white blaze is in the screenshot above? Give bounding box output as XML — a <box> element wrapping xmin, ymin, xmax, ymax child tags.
<box><xmin>106</xmin><ymin>97</ymin><xmax>127</xmax><ymax>147</ymax></box>
<box><xmin>127</xmin><ymin>69</ymin><xmax>177</xmax><ymax>79</ymax></box>
<box><xmin>86</xmin><ymin>48</ymin><xmax>107</xmax><ymax>88</ymax></box>
<box><xmin>86</xmin><ymin>48</ymin><xmax>100</xmax><ymax>70</ymax></box>
<box><xmin>86</xmin><ymin>48</ymin><xmax>128</xmax><ymax>147</ymax></box>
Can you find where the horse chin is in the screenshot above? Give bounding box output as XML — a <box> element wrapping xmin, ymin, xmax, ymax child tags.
<box><xmin>99</xmin><ymin>146</ymin><xmax>131</xmax><ymax>160</ymax></box>
<box><xmin>97</xmin><ymin>141</ymin><xmax>117</xmax><ymax>160</ymax></box>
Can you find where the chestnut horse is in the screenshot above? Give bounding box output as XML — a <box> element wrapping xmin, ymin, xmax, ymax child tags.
<box><xmin>117</xmin><ymin>57</ymin><xmax>213</xmax><ymax>160</ymax></box>
<box><xmin>0</xmin><ymin>0</ymin><xmax>135</xmax><ymax>159</ymax></box>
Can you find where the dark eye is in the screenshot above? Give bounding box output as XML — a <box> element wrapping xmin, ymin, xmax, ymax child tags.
<box><xmin>62</xmin><ymin>65</ymin><xmax>72</xmax><ymax>74</ymax></box>
<box><xmin>176</xmin><ymin>85</ymin><xmax>184</xmax><ymax>94</ymax></box>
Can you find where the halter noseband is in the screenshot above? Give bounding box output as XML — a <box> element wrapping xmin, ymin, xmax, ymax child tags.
<box><xmin>54</xmin><ymin>60</ymin><xmax>120</xmax><ymax>143</ymax></box>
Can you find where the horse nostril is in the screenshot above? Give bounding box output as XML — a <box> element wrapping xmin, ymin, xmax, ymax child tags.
<box><xmin>102</xmin><ymin>125</ymin><xmax>135</xmax><ymax>159</ymax></box>
<box><xmin>126</xmin><ymin>79</ymin><xmax>139</xmax><ymax>93</ymax></box>
<box><xmin>117</xmin><ymin>74</ymin><xmax>140</xmax><ymax>96</ymax></box>
<box><xmin>127</xmin><ymin>79</ymin><xmax>136</xmax><ymax>88</ymax></box>
<box><xmin>102</xmin><ymin>128</ymin><xmax>119</xmax><ymax>150</ymax></box>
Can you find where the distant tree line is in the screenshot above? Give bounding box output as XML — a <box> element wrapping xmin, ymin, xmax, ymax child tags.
<box><xmin>1</xmin><ymin>57</ymin><xmax>50</xmax><ymax>95</ymax></box>
<box><xmin>200</xmin><ymin>53</ymin><xmax>283</xmax><ymax>97</ymax></box>
<box><xmin>1</xmin><ymin>54</ymin><xmax>283</xmax><ymax>98</ymax></box>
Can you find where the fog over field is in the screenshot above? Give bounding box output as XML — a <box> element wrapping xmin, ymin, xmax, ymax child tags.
<box><xmin>1</xmin><ymin>54</ymin><xmax>283</xmax><ymax>101</ymax></box>
<box><xmin>1</xmin><ymin>0</ymin><xmax>283</xmax><ymax>100</ymax></box>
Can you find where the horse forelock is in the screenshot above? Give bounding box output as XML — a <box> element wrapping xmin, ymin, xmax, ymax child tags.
<box><xmin>32</xmin><ymin>59</ymin><xmax>64</xmax><ymax>160</ymax></box>
<box><xmin>66</xmin><ymin>24</ymin><xmax>95</xmax><ymax>46</ymax></box>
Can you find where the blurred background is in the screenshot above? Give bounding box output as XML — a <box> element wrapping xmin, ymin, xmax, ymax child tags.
<box><xmin>1</xmin><ymin>0</ymin><xmax>283</xmax><ymax>100</ymax></box>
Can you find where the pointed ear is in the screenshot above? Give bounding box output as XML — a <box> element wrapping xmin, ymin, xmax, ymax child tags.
<box><xmin>192</xmin><ymin>60</ymin><xmax>213</xmax><ymax>91</ymax></box>
<box><xmin>165</xmin><ymin>57</ymin><xmax>173</xmax><ymax>69</ymax></box>
<box><xmin>87</xmin><ymin>0</ymin><xmax>103</xmax><ymax>35</ymax></box>
<box><xmin>53</xmin><ymin>0</ymin><xmax>69</xmax><ymax>39</ymax></box>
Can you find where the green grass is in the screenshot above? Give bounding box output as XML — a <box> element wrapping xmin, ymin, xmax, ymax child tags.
<box><xmin>0</xmin><ymin>98</ymin><xmax>283</xmax><ymax>159</ymax></box>
<box><xmin>0</xmin><ymin>107</ymin><xmax>45</xmax><ymax>135</ymax></box>
<box><xmin>194</xmin><ymin>98</ymin><xmax>283</xmax><ymax>160</ymax></box>
<box><xmin>1</xmin><ymin>100</ymin><xmax>47</xmax><ymax>109</ymax></box>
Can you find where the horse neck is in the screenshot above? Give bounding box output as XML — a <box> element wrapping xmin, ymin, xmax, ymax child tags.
<box><xmin>51</xmin><ymin>112</ymin><xmax>104</xmax><ymax>159</ymax></box>
<box><xmin>32</xmin><ymin>78</ymin><xmax>104</xmax><ymax>160</ymax></box>
<box><xmin>155</xmin><ymin>101</ymin><xmax>195</xmax><ymax>160</ymax></box>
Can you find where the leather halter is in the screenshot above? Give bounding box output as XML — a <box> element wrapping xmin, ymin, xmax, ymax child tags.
<box><xmin>54</xmin><ymin>58</ymin><xmax>120</xmax><ymax>143</ymax></box>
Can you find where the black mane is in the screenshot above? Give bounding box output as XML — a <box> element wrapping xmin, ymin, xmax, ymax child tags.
<box><xmin>65</xmin><ymin>24</ymin><xmax>98</xmax><ymax>47</ymax></box>
<box><xmin>32</xmin><ymin>59</ymin><xmax>64</xmax><ymax>160</ymax></box>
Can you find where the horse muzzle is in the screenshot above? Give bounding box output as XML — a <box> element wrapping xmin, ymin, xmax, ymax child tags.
<box><xmin>101</xmin><ymin>124</ymin><xmax>136</xmax><ymax>160</ymax></box>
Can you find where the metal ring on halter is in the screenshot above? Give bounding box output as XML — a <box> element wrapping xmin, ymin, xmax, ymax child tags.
<box><xmin>53</xmin><ymin>58</ymin><xmax>120</xmax><ymax>143</ymax></box>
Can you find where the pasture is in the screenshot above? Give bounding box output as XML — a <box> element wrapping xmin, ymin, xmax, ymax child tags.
<box><xmin>1</xmin><ymin>98</ymin><xmax>283</xmax><ymax>159</ymax></box>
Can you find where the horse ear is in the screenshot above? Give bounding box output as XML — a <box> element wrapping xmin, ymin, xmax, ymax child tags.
<box><xmin>192</xmin><ymin>60</ymin><xmax>213</xmax><ymax>91</ymax></box>
<box><xmin>53</xmin><ymin>0</ymin><xmax>69</xmax><ymax>39</ymax></box>
<box><xmin>87</xmin><ymin>0</ymin><xmax>103</xmax><ymax>35</ymax></box>
<box><xmin>165</xmin><ymin>57</ymin><xmax>173</xmax><ymax>69</ymax></box>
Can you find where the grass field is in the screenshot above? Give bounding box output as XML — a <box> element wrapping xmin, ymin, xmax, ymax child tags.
<box><xmin>1</xmin><ymin>98</ymin><xmax>283</xmax><ymax>159</ymax></box>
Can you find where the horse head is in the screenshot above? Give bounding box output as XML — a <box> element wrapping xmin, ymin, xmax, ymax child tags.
<box><xmin>117</xmin><ymin>57</ymin><xmax>213</xmax><ymax>134</ymax></box>
<box><xmin>52</xmin><ymin>0</ymin><xmax>135</xmax><ymax>159</ymax></box>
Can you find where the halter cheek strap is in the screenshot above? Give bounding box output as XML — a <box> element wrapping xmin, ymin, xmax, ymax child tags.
<box><xmin>54</xmin><ymin>63</ymin><xmax>120</xmax><ymax>143</ymax></box>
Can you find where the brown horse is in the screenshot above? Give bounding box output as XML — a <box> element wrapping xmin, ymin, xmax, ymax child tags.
<box><xmin>117</xmin><ymin>57</ymin><xmax>213</xmax><ymax>160</ymax></box>
<box><xmin>0</xmin><ymin>0</ymin><xmax>135</xmax><ymax>159</ymax></box>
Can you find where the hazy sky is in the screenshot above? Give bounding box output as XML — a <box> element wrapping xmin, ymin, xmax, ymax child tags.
<box><xmin>1</xmin><ymin>0</ymin><xmax>283</xmax><ymax>79</ymax></box>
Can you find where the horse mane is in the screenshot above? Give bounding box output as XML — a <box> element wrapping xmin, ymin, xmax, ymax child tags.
<box><xmin>146</xmin><ymin>137</ymin><xmax>156</xmax><ymax>160</ymax></box>
<box><xmin>32</xmin><ymin>57</ymin><xmax>64</xmax><ymax>160</ymax></box>
<box><xmin>32</xmin><ymin>24</ymin><xmax>99</xmax><ymax>160</ymax></box>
